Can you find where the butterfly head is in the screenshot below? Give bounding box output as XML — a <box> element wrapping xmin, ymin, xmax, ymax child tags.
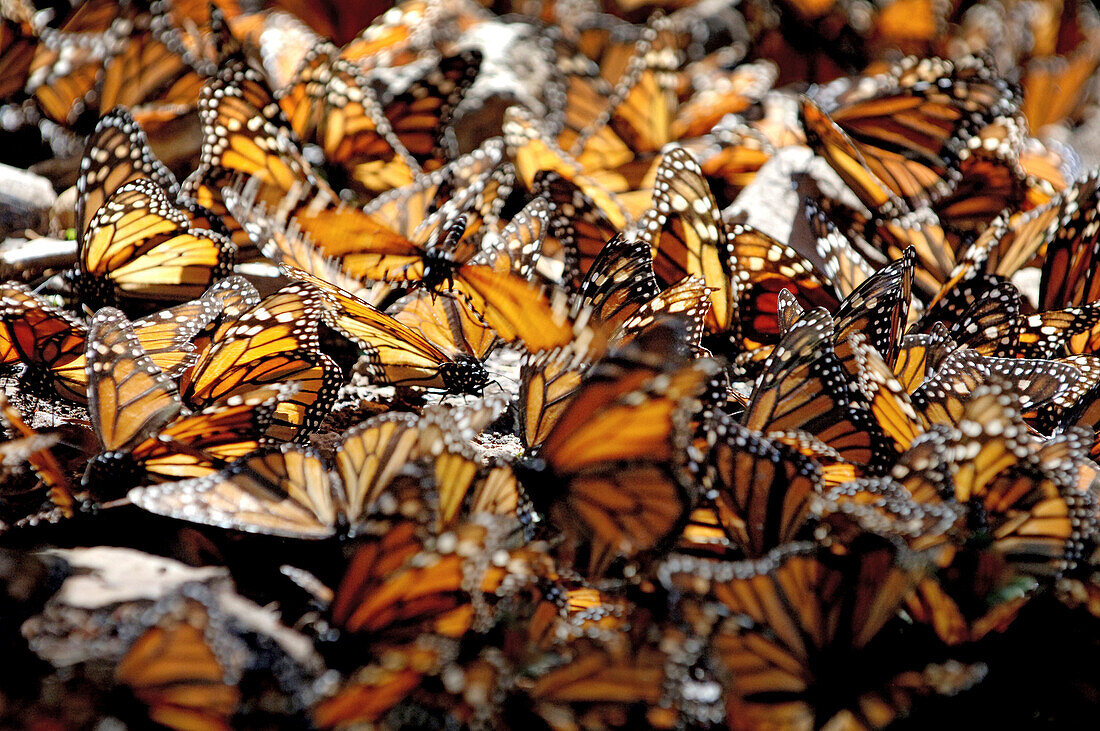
<box><xmin>420</xmin><ymin>247</ymin><xmax>459</xmax><ymax>292</ymax></box>
<box><xmin>420</xmin><ymin>212</ymin><xmax>470</xmax><ymax>291</ymax></box>
<box><xmin>439</xmin><ymin>355</ymin><xmax>489</xmax><ymax>396</ymax></box>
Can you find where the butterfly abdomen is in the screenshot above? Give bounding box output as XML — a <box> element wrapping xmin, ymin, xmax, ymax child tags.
<box><xmin>82</xmin><ymin>450</ymin><xmax>146</xmax><ymax>500</ymax></box>
<box><xmin>511</xmin><ymin>452</ymin><xmax>553</xmax><ymax>513</ymax></box>
<box><xmin>72</xmin><ymin>269</ymin><xmax>120</xmax><ymax>312</ymax></box>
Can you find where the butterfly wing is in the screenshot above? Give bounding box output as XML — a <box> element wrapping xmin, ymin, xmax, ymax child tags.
<box><xmin>78</xmin><ymin>178</ymin><xmax>236</xmax><ymax>306</ymax></box>
<box><xmin>742</xmin><ymin>309</ymin><xmax>880</xmax><ymax>467</ymax></box>
<box><xmin>115</xmin><ymin>603</ymin><xmax>239</xmax><ymax>729</ymax></box>
<box><xmin>701</xmin><ymin>416</ymin><xmax>823</xmax><ymax>556</ymax></box>
<box><xmin>527</xmin><ymin>319</ymin><xmax>720</xmax><ymax>573</ymax></box>
<box><xmin>181</xmin><ymin>283</ymin><xmax>342</xmax><ymax>442</ymax></box>
<box><xmin>0</xmin><ymin>283</ymin><xmax>89</xmax><ymax>402</ymax></box>
<box><xmin>640</xmin><ymin>146</ymin><xmax>739</xmax><ymax>343</ymax></box>
<box><xmin>76</xmin><ymin>108</ymin><xmax>180</xmax><ymax>241</ymax></box>
<box><xmin>379</xmin><ymin>49</ymin><xmax>482</xmax><ymax>169</ymax></box>
<box><xmin>85</xmin><ymin>307</ymin><xmax>184</xmax><ymax>454</ymax></box>
<box><xmin>128</xmin><ymin>444</ymin><xmax>337</xmax><ymax>538</ymax></box>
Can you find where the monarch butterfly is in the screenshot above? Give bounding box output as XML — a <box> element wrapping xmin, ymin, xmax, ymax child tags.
<box><xmin>254</xmin><ymin>148</ymin><xmax>512</xmax><ymax>287</ymax></box>
<box><xmin>1038</xmin><ymin>173</ymin><xmax>1100</xmax><ymax>311</ymax></box>
<box><xmin>361</xmin><ymin>137</ymin><xmax>510</xmax><ymax>238</ymax></box>
<box><xmin>567</xmin><ymin>17</ymin><xmax>680</xmax><ymax>178</ymax></box>
<box><xmin>0</xmin><ymin>393</ymin><xmax>75</xmax><ymax>516</ymax></box>
<box><xmin>684</xmin><ymin>123</ymin><xmax>775</xmax><ymax>208</ymax></box>
<box><xmin>551</xmin><ymin>42</ymin><xmax>630</xmax><ymax>168</ymax></box>
<box><xmin>92</xmin><ymin>22</ymin><xmax>206</xmax><ymax>119</ymax></box>
<box><xmin>906</xmin><ymin>429</ymin><xmax>1094</xmax><ymax>642</ymax></box>
<box><xmin>1025</xmin><ymin>354</ymin><xmax>1100</xmax><ymax>436</ymax></box>
<box><xmin>517</xmin><ymin>341</ymin><xmax>593</xmax><ymax>453</ymax></box>
<box><xmin>943</xmin><ymin>173</ymin><xmax>1100</xmax><ymax>297</ymax></box>
<box><xmin>643</xmin><ymin>147</ymin><xmax>839</xmax><ymax>358</ymax></box>
<box><xmin>0</xmin><ymin>16</ymin><xmax>37</xmax><ymax>104</ymax></box>
<box><xmin>812</xmin><ymin>197</ymin><xmax>955</xmax><ymax>301</ymax></box>
<box><xmin>906</xmin><ymin>570</ymin><xmax>1031</xmax><ymax>646</ymax></box>
<box><xmin>331</xmin><ymin>518</ymin><xmax>542</xmax><ymax>641</ymax></box>
<box><xmin>1022</xmin><ymin>38</ymin><xmax>1100</xmax><ymax>132</ymax></box>
<box><xmin>532</xmin><ymin>170</ymin><xmax>621</xmax><ymax>292</ymax></box>
<box><xmin>282</xmin><ymin>263</ymin><xmax>492</xmax><ymax>394</ymax></box>
<box><xmin>0</xmin><ymin>283</ymin><xmax>218</xmax><ymax>404</ymax></box>
<box><xmin>339</xmin><ymin>0</ymin><xmax>478</xmax><ymax>70</ymax></box>
<box><xmin>662</xmin><ymin>538</ymin><xmax>982</xmax><ymax>730</ymax></box>
<box><xmin>388</xmin><ymin>289</ymin><xmax>499</xmax><ymax>372</ymax></box>
<box><xmin>847</xmin><ymin>332</ymin><xmax>925</xmax><ymax>455</ymax></box>
<box><xmin>115</xmin><ymin>600</ymin><xmax>240</xmax><ymax>730</ymax></box>
<box><xmin>528</xmin><ymin>640</ymin><xmax>677</xmax><ymax>723</ymax></box>
<box><xmin>941</xmin><ymin>381</ymin><xmax>1095</xmax><ymax>577</ymax></box>
<box><xmin>801</xmin><ymin>55</ymin><xmax>1017</xmax><ymax>215</ymax></box>
<box><xmin>280</xmin><ymin>45</ymin><xmax>483</xmax><ymax>188</ymax></box>
<box><xmin>74</xmin><ymin>178</ymin><xmax>236</xmax><ymax>309</ymax></box>
<box><xmin>639</xmin><ymin>147</ymin><xmax>739</xmax><ymax>346</ymax></box>
<box><xmin>730</xmin><ymin>222</ymin><xmax>841</xmax><ymax>351</ymax></box>
<box><xmin>311</xmin><ymin>644</ymin><xmax>434</xmax><ymax>728</ymax></box>
<box><xmin>374</xmin><ymin>49</ymin><xmax>483</xmax><ymax>170</ymax></box>
<box><xmin>1020</xmin><ymin>135</ymin><xmax>1080</xmax><ymax>205</ymax></box>
<box><xmin>25</xmin><ymin>0</ymin><xmax>133</xmax><ymax>126</ymax></box>
<box><xmin>923</xmin><ymin>274</ymin><xmax>1021</xmax><ymax>356</ymax></box>
<box><xmin>128</xmin><ymin>397</ymin><xmax>514</xmax><ymax>538</ymax></box>
<box><xmin>222</xmin><ymin>180</ymin><xmax>392</xmax><ymax>306</ymax></box>
<box><xmin>515</xmin><ymin>317</ymin><xmax>720</xmax><ymax>575</ymax></box>
<box><xmin>179</xmin><ymin>282</ymin><xmax>342</xmax><ymax>443</ymax></box>
<box><xmin>29</xmin><ymin>3</ymin><xmax>206</xmax><ymax>129</ymax></box>
<box><xmin>812</xmin><ymin>473</ymin><xmax>958</xmax><ymax>557</ymax></box>
<box><xmin>891</xmin><ymin>323</ymin><xmax>952</xmax><ymax>393</ymax></box>
<box><xmin>81</xmin><ymin>307</ymin><xmax>286</xmax><ymax>498</ymax></box>
<box><xmin>572</xmin><ymin>231</ymin><xmax>710</xmax><ymax>351</ymax></box>
<box><xmin>148</xmin><ymin>0</ymin><xmax>245</xmax><ymax>75</ymax></box>
<box><xmin>692</xmin><ymin>414</ymin><xmax>823</xmax><ymax>557</ymax></box>
<box><xmin>288</xmin><ymin>190</ymin><xmax>578</xmax><ymax>354</ymax></box>
<box><xmin>913</xmin><ymin>348</ymin><xmax>1080</xmax><ymax>428</ymax></box>
<box><xmin>832</xmin><ymin>248</ymin><xmax>913</xmax><ymax>367</ymax></box>
<box><xmin>670</xmin><ymin>60</ymin><xmax>776</xmax><ymax>140</ymax></box>
<box><xmin>183</xmin><ymin>57</ymin><xmax>338</xmax><ymax>251</ymax></box>
<box><xmin>799</xmin><ymin>96</ymin><xmax>911</xmax><ymax>219</ymax></box>
<box><xmin>931</xmin><ymin>116</ymin><xmax>1027</xmax><ymax>237</ymax></box>
<box><xmin>574</xmin><ymin>232</ymin><xmax>661</xmax><ymax>336</ymax></box>
<box><xmin>608</xmin><ymin>276</ymin><xmax>711</xmax><ymax>350</ymax></box>
<box><xmin>806</xmin><ymin>198</ymin><xmax>877</xmax><ymax>298</ymax></box>
<box><xmin>741</xmin><ymin>307</ymin><xmax>883</xmax><ymax>468</ymax></box>
<box><xmin>503</xmin><ymin>105</ymin><xmax>633</xmax><ymax>228</ymax></box>
<box><xmin>277</xmin><ymin>41</ymin><xmax>418</xmax><ymax>193</ymax></box>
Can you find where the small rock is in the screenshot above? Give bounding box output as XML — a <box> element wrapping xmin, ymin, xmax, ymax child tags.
<box><xmin>50</xmin><ymin>186</ymin><xmax>76</xmax><ymax>235</ymax></box>
<box><xmin>0</xmin><ymin>236</ymin><xmax>77</xmax><ymax>280</ymax></box>
<box><xmin>0</xmin><ymin>163</ymin><xmax>56</xmax><ymax>238</ymax></box>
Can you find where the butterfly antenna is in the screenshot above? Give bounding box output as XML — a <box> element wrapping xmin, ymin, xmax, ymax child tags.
<box><xmin>97</xmin><ymin>496</ymin><xmax>133</xmax><ymax>510</ymax></box>
<box><xmin>29</xmin><ymin>271</ymin><xmax>61</xmax><ymax>294</ymax></box>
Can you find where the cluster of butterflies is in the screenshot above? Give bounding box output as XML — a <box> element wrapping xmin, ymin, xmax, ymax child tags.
<box><xmin>2</xmin><ymin>0</ymin><xmax>1100</xmax><ymax>728</ymax></box>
